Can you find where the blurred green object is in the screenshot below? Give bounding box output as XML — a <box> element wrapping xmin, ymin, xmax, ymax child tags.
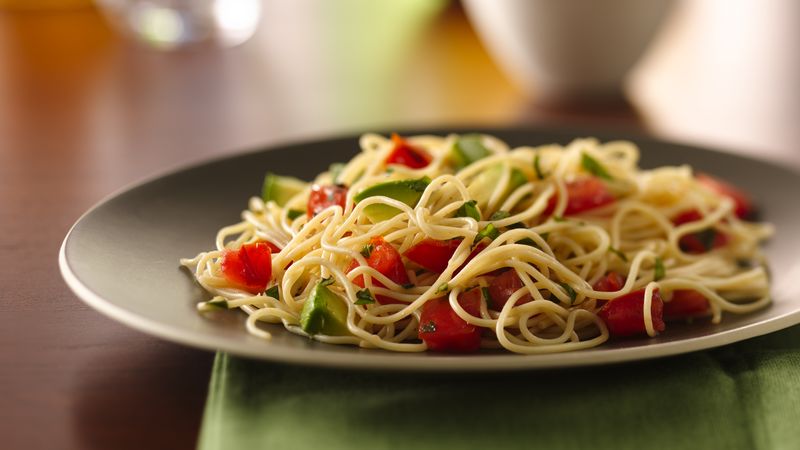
<box><xmin>199</xmin><ymin>325</ymin><xmax>800</xmax><ymax>450</ymax></box>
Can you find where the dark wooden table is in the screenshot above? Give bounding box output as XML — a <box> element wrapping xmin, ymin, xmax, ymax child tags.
<box><xmin>1</xmin><ymin>2</ymin><xmax>797</xmax><ymax>449</ymax></box>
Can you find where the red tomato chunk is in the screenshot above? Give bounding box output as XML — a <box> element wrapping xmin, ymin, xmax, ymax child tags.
<box><xmin>672</xmin><ymin>209</ymin><xmax>729</xmax><ymax>254</ymax></box>
<box><xmin>598</xmin><ymin>289</ymin><xmax>665</xmax><ymax>337</ymax></box>
<box><xmin>696</xmin><ymin>173</ymin><xmax>753</xmax><ymax>219</ymax></box>
<box><xmin>664</xmin><ymin>290</ymin><xmax>710</xmax><ymax>320</ymax></box>
<box><xmin>488</xmin><ymin>269</ymin><xmax>532</xmax><ymax>309</ymax></box>
<box><xmin>385</xmin><ymin>133</ymin><xmax>431</xmax><ymax>169</ymax></box>
<box><xmin>593</xmin><ymin>272</ymin><xmax>625</xmax><ymax>293</ymax></box>
<box><xmin>545</xmin><ymin>176</ymin><xmax>615</xmax><ymax>216</ymax></box>
<box><xmin>307</xmin><ymin>184</ymin><xmax>348</xmax><ymax>218</ymax></box>
<box><xmin>404</xmin><ymin>238</ymin><xmax>462</xmax><ymax>273</ymax></box>
<box><xmin>418</xmin><ymin>294</ymin><xmax>482</xmax><ymax>353</ymax></box>
<box><xmin>348</xmin><ymin>236</ymin><xmax>409</xmax><ymax>304</ymax></box>
<box><xmin>220</xmin><ymin>242</ymin><xmax>273</xmax><ymax>294</ymax></box>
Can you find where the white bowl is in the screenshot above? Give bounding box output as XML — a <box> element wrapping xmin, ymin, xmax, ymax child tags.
<box><xmin>463</xmin><ymin>0</ymin><xmax>672</xmax><ymax>102</ymax></box>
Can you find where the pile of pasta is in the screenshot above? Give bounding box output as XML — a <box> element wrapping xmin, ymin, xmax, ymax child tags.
<box><xmin>181</xmin><ymin>133</ymin><xmax>772</xmax><ymax>354</ymax></box>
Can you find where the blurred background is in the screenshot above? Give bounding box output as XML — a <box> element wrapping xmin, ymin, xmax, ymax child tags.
<box><xmin>1</xmin><ymin>1</ymin><xmax>798</xmax><ymax>448</ymax></box>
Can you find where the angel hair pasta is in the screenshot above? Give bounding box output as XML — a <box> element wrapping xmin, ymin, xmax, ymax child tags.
<box><xmin>180</xmin><ymin>133</ymin><xmax>773</xmax><ymax>354</ymax></box>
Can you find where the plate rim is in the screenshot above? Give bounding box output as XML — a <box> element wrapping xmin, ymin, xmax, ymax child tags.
<box><xmin>58</xmin><ymin>126</ymin><xmax>800</xmax><ymax>371</ymax></box>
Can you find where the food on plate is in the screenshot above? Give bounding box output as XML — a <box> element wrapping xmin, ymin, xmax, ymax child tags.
<box><xmin>181</xmin><ymin>133</ymin><xmax>773</xmax><ymax>354</ymax></box>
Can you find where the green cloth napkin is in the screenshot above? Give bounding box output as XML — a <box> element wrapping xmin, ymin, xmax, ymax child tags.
<box><xmin>198</xmin><ymin>326</ymin><xmax>800</xmax><ymax>450</ymax></box>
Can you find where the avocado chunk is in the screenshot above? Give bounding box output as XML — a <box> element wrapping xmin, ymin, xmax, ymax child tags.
<box><xmin>467</xmin><ymin>164</ymin><xmax>527</xmax><ymax>210</ymax></box>
<box><xmin>300</xmin><ymin>279</ymin><xmax>350</xmax><ymax>336</ymax></box>
<box><xmin>262</xmin><ymin>173</ymin><xmax>307</xmax><ymax>207</ymax></box>
<box><xmin>451</xmin><ymin>134</ymin><xmax>491</xmax><ymax>169</ymax></box>
<box><xmin>353</xmin><ymin>177</ymin><xmax>430</xmax><ymax>222</ymax></box>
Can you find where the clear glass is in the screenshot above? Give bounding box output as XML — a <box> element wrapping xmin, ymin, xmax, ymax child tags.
<box><xmin>97</xmin><ymin>0</ymin><xmax>261</xmax><ymax>49</ymax></box>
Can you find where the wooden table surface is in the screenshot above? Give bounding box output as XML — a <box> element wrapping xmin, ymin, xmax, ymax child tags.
<box><xmin>1</xmin><ymin>2</ymin><xmax>797</xmax><ymax>449</ymax></box>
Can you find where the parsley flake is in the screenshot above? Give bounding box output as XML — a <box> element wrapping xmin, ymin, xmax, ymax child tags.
<box><xmin>474</xmin><ymin>223</ymin><xmax>500</xmax><ymax>246</ymax></box>
<box><xmin>287</xmin><ymin>209</ymin><xmax>304</xmax><ymax>220</ymax></box>
<box><xmin>654</xmin><ymin>257</ymin><xmax>666</xmax><ymax>281</ymax></box>
<box><xmin>581</xmin><ymin>152</ymin><xmax>613</xmax><ymax>180</ymax></box>
<box><xmin>264</xmin><ymin>285</ymin><xmax>280</xmax><ymax>300</ymax></box>
<box><xmin>319</xmin><ymin>277</ymin><xmax>334</xmax><ymax>287</ymax></box>
<box><xmin>456</xmin><ymin>200</ymin><xmax>481</xmax><ymax>221</ymax></box>
<box><xmin>360</xmin><ymin>243</ymin><xmax>374</xmax><ymax>258</ymax></box>
<box><xmin>609</xmin><ymin>246</ymin><xmax>628</xmax><ymax>262</ymax></box>
<box><xmin>420</xmin><ymin>320</ymin><xmax>437</xmax><ymax>333</ymax></box>
<box><xmin>355</xmin><ymin>288</ymin><xmax>376</xmax><ymax>305</ymax></box>
<box><xmin>481</xmin><ymin>286</ymin><xmax>495</xmax><ymax>310</ymax></box>
<box><xmin>558</xmin><ymin>282</ymin><xmax>577</xmax><ymax>304</ymax></box>
<box><xmin>490</xmin><ymin>210</ymin><xmax>511</xmax><ymax>221</ymax></box>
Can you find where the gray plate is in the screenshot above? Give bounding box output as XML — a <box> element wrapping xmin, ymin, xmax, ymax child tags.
<box><xmin>59</xmin><ymin>128</ymin><xmax>800</xmax><ymax>371</ymax></box>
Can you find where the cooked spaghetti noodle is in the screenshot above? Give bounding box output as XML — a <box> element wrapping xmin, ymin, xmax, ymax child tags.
<box><xmin>181</xmin><ymin>134</ymin><xmax>773</xmax><ymax>354</ymax></box>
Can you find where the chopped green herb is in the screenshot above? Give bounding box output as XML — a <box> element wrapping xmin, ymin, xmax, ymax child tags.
<box><xmin>264</xmin><ymin>285</ymin><xmax>280</xmax><ymax>300</ymax></box>
<box><xmin>581</xmin><ymin>152</ymin><xmax>613</xmax><ymax>181</ymax></box>
<box><xmin>518</xmin><ymin>238</ymin><xmax>538</xmax><ymax>248</ymax></box>
<box><xmin>402</xmin><ymin>283</ymin><xmax>415</xmax><ymax>289</ymax></box>
<box><xmin>360</xmin><ymin>243</ymin><xmax>374</xmax><ymax>258</ymax></box>
<box><xmin>319</xmin><ymin>277</ymin><xmax>334</xmax><ymax>287</ymax></box>
<box><xmin>329</xmin><ymin>162</ymin><xmax>346</xmax><ymax>184</ymax></box>
<box><xmin>559</xmin><ymin>282</ymin><xmax>577</xmax><ymax>303</ymax></box>
<box><xmin>287</xmin><ymin>209</ymin><xmax>304</xmax><ymax>220</ymax></box>
<box><xmin>420</xmin><ymin>320</ymin><xmax>437</xmax><ymax>333</ymax></box>
<box><xmin>489</xmin><ymin>210</ymin><xmax>511</xmax><ymax>221</ymax></box>
<box><xmin>436</xmin><ymin>283</ymin><xmax>450</xmax><ymax>293</ymax></box>
<box><xmin>355</xmin><ymin>288</ymin><xmax>376</xmax><ymax>305</ymax></box>
<box><xmin>533</xmin><ymin>154</ymin><xmax>546</xmax><ymax>179</ymax></box>
<box><xmin>507</xmin><ymin>222</ymin><xmax>526</xmax><ymax>230</ymax></box>
<box><xmin>474</xmin><ymin>223</ymin><xmax>500</xmax><ymax>246</ymax></box>
<box><xmin>654</xmin><ymin>257</ymin><xmax>666</xmax><ymax>281</ymax></box>
<box><xmin>455</xmin><ymin>200</ymin><xmax>481</xmax><ymax>221</ymax></box>
<box><xmin>609</xmin><ymin>246</ymin><xmax>628</xmax><ymax>262</ymax></box>
<box><xmin>205</xmin><ymin>298</ymin><xmax>229</xmax><ymax>309</ymax></box>
<box><xmin>481</xmin><ymin>286</ymin><xmax>495</xmax><ymax>310</ymax></box>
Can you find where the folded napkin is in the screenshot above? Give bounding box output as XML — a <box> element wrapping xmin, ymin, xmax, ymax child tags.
<box><xmin>198</xmin><ymin>326</ymin><xmax>800</xmax><ymax>450</ymax></box>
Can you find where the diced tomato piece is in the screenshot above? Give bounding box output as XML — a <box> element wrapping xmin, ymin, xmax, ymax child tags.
<box><xmin>347</xmin><ymin>236</ymin><xmax>410</xmax><ymax>304</ymax></box>
<box><xmin>593</xmin><ymin>272</ymin><xmax>625</xmax><ymax>293</ymax></box>
<box><xmin>672</xmin><ymin>209</ymin><xmax>729</xmax><ymax>254</ymax></box>
<box><xmin>404</xmin><ymin>238</ymin><xmax>462</xmax><ymax>273</ymax></box>
<box><xmin>307</xmin><ymin>184</ymin><xmax>348</xmax><ymax>218</ymax></box>
<box><xmin>488</xmin><ymin>269</ymin><xmax>532</xmax><ymax>309</ymax></box>
<box><xmin>418</xmin><ymin>296</ymin><xmax>482</xmax><ymax>353</ymax></box>
<box><xmin>220</xmin><ymin>242</ymin><xmax>273</xmax><ymax>294</ymax></box>
<box><xmin>263</xmin><ymin>241</ymin><xmax>282</xmax><ymax>253</ymax></box>
<box><xmin>598</xmin><ymin>289</ymin><xmax>665</xmax><ymax>337</ymax></box>
<box><xmin>664</xmin><ymin>290</ymin><xmax>710</xmax><ymax>320</ymax></box>
<box><xmin>696</xmin><ymin>173</ymin><xmax>753</xmax><ymax>219</ymax></box>
<box><xmin>544</xmin><ymin>176</ymin><xmax>615</xmax><ymax>216</ymax></box>
<box><xmin>385</xmin><ymin>133</ymin><xmax>431</xmax><ymax>169</ymax></box>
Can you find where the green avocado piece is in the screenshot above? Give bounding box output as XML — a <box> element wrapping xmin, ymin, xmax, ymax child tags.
<box><xmin>353</xmin><ymin>177</ymin><xmax>430</xmax><ymax>222</ymax></box>
<box><xmin>300</xmin><ymin>280</ymin><xmax>350</xmax><ymax>336</ymax></box>
<box><xmin>451</xmin><ymin>134</ymin><xmax>491</xmax><ymax>169</ymax></box>
<box><xmin>262</xmin><ymin>173</ymin><xmax>307</xmax><ymax>207</ymax></box>
<box><xmin>467</xmin><ymin>164</ymin><xmax>527</xmax><ymax>210</ymax></box>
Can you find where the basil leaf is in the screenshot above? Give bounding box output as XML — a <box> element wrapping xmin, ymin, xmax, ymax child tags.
<box><xmin>558</xmin><ymin>282</ymin><xmax>577</xmax><ymax>304</ymax></box>
<box><xmin>481</xmin><ymin>286</ymin><xmax>495</xmax><ymax>310</ymax></box>
<box><xmin>474</xmin><ymin>223</ymin><xmax>500</xmax><ymax>246</ymax></box>
<box><xmin>455</xmin><ymin>200</ymin><xmax>481</xmax><ymax>221</ymax></box>
<box><xmin>264</xmin><ymin>285</ymin><xmax>280</xmax><ymax>300</ymax></box>
<box><xmin>355</xmin><ymin>288</ymin><xmax>376</xmax><ymax>305</ymax></box>
<box><xmin>654</xmin><ymin>257</ymin><xmax>666</xmax><ymax>281</ymax></box>
<box><xmin>360</xmin><ymin>243</ymin><xmax>374</xmax><ymax>258</ymax></box>
<box><xmin>534</xmin><ymin>154</ymin><xmax>546</xmax><ymax>179</ymax></box>
<box><xmin>287</xmin><ymin>209</ymin><xmax>304</xmax><ymax>220</ymax></box>
<box><xmin>695</xmin><ymin>229</ymin><xmax>717</xmax><ymax>251</ymax></box>
<box><xmin>581</xmin><ymin>152</ymin><xmax>613</xmax><ymax>181</ymax></box>
<box><xmin>205</xmin><ymin>298</ymin><xmax>229</xmax><ymax>309</ymax></box>
<box><xmin>490</xmin><ymin>210</ymin><xmax>511</xmax><ymax>221</ymax></box>
<box><xmin>609</xmin><ymin>246</ymin><xmax>628</xmax><ymax>262</ymax></box>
